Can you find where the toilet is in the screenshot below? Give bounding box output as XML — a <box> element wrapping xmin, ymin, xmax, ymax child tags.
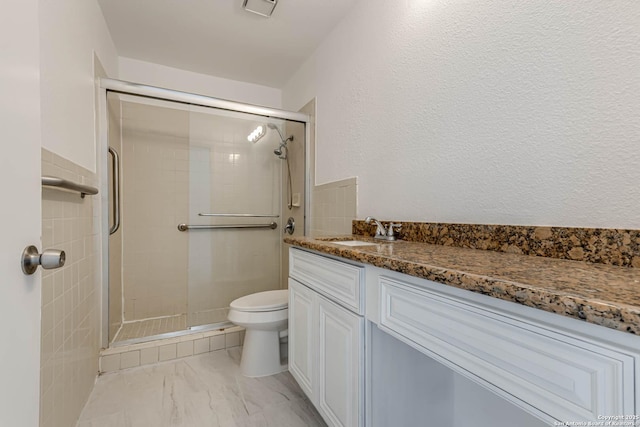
<box><xmin>227</xmin><ymin>289</ymin><xmax>289</xmax><ymax>377</ymax></box>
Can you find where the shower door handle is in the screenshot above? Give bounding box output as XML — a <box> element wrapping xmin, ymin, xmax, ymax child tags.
<box><xmin>108</xmin><ymin>147</ymin><xmax>120</xmax><ymax>235</ymax></box>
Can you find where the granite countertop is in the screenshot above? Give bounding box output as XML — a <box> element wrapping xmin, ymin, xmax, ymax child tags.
<box><xmin>284</xmin><ymin>235</ymin><xmax>640</xmax><ymax>335</ymax></box>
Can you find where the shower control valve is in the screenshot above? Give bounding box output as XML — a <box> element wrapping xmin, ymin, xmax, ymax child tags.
<box><xmin>284</xmin><ymin>217</ymin><xmax>295</xmax><ymax>235</ymax></box>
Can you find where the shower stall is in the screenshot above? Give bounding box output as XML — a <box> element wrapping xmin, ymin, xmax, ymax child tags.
<box><xmin>101</xmin><ymin>81</ymin><xmax>308</xmax><ymax>347</ymax></box>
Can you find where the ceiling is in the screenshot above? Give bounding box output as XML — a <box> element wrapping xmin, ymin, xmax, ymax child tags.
<box><xmin>98</xmin><ymin>0</ymin><xmax>358</xmax><ymax>88</ymax></box>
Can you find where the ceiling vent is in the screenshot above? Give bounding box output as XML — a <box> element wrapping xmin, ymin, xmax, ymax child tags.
<box><xmin>242</xmin><ymin>0</ymin><xmax>278</xmax><ymax>18</ymax></box>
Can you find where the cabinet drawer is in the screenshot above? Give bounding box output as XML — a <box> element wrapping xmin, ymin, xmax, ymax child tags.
<box><xmin>290</xmin><ymin>248</ymin><xmax>364</xmax><ymax>314</ymax></box>
<box><xmin>379</xmin><ymin>276</ymin><xmax>636</xmax><ymax>423</ymax></box>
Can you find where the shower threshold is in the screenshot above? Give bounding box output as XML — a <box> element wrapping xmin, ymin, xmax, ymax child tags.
<box><xmin>111</xmin><ymin>318</ymin><xmax>234</xmax><ymax>348</ymax></box>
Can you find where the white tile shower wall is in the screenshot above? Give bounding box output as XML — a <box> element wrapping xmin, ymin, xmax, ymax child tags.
<box><xmin>310</xmin><ymin>177</ymin><xmax>357</xmax><ymax>236</ymax></box>
<box><xmin>121</xmin><ymin>101</ymin><xmax>190</xmax><ymax>321</ymax></box>
<box><xmin>187</xmin><ymin>109</ymin><xmax>282</xmax><ymax>320</ymax></box>
<box><xmin>41</xmin><ymin>149</ymin><xmax>101</xmax><ymax>427</ymax></box>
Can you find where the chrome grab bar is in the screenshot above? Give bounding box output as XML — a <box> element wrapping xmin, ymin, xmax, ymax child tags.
<box><xmin>198</xmin><ymin>213</ymin><xmax>279</xmax><ymax>218</ymax></box>
<box><xmin>108</xmin><ymin>147</ymin><xmax>120</xmax><ymax>235</ymax></box>
<box><xmin>177</xmin><ymin>222</ymin><xmax>278</xmax><ymax>232</ymax></box>
<box><xmin>42</xmin><ymin>176</ymin><xmax>98</xmax><ymax>198</ymax></box>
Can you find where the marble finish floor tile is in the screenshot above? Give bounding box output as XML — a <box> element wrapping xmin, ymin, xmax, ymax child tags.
<box><xmin>77</xmin><ymin>348</ymin><xmax>326</xmax><ymax>427</ymax></box>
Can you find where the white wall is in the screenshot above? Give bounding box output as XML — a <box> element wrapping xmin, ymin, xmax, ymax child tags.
<box><xmin>283</xmin><ymin>1</ymin><xmax>640</xmax><ymax>229</ymax></box>
<box><xmin>39</xmin><ymin>0</ymin><xmax>118</xmax><ymax>172</ymax></box>
<box><xmin>119</xmin><ymin>57</ymin><xmax>282</xmax><ymax>109</ymax></box>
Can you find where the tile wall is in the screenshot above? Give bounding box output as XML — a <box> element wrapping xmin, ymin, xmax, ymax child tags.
<box><xmin>100</xmin><ymin>327</ymin><xmax>245</xmax><ymax>373</ymax></box>
<box><xmin>121</xmin><ymin>101</ymin><xmax>190</xmax><ymax>321</ymax></box>
<box><xmin>40</xmin><ymin>149</ymin><xmax>101</xmax><ymax>427</ymax></box>
<box><xmin>310</xmin><ymin>177</ymin><xmax>357</xmax><ymax>236</ymax></box>
<box><xmin>187</xmin><ymin>108</ymin><xmax>282</xmax><ymax>324</ymax></box>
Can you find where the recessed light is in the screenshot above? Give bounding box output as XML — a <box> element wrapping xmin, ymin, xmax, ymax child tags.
<box><xmin>248</xmin><ymin>125</ymin><xmax>266</xmax><ymax>143</ymax></box>
<box><xmin>242</xmin><ymin>0</ymin><xmax>278</xmax><ymax>18</ymax></box>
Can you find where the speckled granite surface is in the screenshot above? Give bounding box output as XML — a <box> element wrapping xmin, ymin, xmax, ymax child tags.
<box><xmin>285</xmin><ymin>235</ymin><xmax>640</xmax><ymax>335</ymax></box>
<box><xmin>352</xmin><ymin>221</ymin><xmax>640</xmax><ymax>268</ymax></box>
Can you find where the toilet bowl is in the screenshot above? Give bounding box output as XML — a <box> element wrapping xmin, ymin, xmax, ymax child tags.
<box><xmin>228</xmin><ymin>289</ymin><xmax>289</xmax><ymax>377</ymax></box>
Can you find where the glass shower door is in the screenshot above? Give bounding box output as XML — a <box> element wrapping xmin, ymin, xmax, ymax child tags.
<box><xmin>111</xmin><ymin>94</ymin><xmax>191</xmax><ymax>343</ymax></box>
<box><xmin>186</xmin><ymin>107</ymin><xmax>283</xmax><ymax>328</ymax></box>
<box><xmin>107</xmin><ymin>91</ymin><xmax>304</xmax><ymax>345</ymax></box>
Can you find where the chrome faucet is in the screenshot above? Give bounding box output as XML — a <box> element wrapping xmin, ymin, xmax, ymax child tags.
<box><xmin>364</xmin><ymin>217</ymin><xmax>402</xmax><ymax>241</ymax></box>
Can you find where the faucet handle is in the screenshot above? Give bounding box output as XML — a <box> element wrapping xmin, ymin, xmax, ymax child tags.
<box><xmin>365</xmin><ymin>216</ymin><xmax>385</xmax><ymax>236</ymax></box>
<box><xmin>388</xmin><ymin>223</ymin><xmax>402</xmax><ymax>238</ymax></box>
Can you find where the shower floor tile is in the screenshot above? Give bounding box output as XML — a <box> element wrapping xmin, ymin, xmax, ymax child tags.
<box><xmin>77</xmin><ymin>349</ymin><xmax>326</xmax><ymax>427</ymax></box>
<box><xmin>114</xmin><ymin>315</ymin><xmax>188</xmax><ymax>343</ymax></box>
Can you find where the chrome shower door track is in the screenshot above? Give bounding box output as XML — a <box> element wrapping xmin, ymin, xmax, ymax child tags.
<box><xmin>110</xmin><ymin>320</ymin><xmax>234</xmax><ymax>348</ymax></box>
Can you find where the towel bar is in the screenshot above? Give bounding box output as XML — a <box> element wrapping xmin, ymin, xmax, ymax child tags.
<box><xmin>41</xmin><ymin>176</ymin><xmax>98</xmax><ymax>198</ymax></box>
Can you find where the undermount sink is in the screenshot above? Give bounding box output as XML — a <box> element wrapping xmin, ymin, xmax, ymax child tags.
<box><xmin>314</xmin><ymin>236</ymin><xmax>379</xmax><ymax>246</ymax></box>
<box><xmin>331</xmin><ymin>240</ymin><xmax>377</xmax><ymax>247</ymax></box>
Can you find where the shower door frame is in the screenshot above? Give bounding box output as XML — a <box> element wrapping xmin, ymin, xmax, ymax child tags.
<box><xmin>97</xmin><ymin>78</ymin><xmax>311</xmax><ymax>349</ymax></box>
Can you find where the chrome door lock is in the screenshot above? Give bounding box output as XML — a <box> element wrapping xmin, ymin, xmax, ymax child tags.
<box><xmin>21</xmin><ymin>245</ymin><xmax>66</xmax><ymax>275</ymax></box>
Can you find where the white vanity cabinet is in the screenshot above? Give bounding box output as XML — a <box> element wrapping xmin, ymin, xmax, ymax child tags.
<box><xmin>368</xmin><ymin>267</ymin><xmax>640</xmax><ymax>425</ymax></box>
<box><xmin>288</xmin><ymin>245</ymin><xmax>640</xmax><ymax>427</ymax></box>
<box><xmin>289</xmin><ymin>248</ymin><xmax>365</xmax><ymax>427</ymax></box>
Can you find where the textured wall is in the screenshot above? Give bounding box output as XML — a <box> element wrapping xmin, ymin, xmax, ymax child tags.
<box><xmin>283</xmin><ymin>1</ymin><xmax>640</xmax><ymax>228</ymax></box>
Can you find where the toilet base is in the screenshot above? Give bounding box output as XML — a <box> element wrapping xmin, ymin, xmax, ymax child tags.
<box><xmin>240</xmin><ymin>329</ymin><xmax>288</xmax><ymax>377</ymax></box>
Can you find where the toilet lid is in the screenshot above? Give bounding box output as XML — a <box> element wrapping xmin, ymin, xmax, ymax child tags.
<box><xmin>230</xmin><ymin>289</ymin><xmax>289</xmax><ymax>312</ymax></box>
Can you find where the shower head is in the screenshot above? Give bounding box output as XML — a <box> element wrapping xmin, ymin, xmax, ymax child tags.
<box><xmin>274</xmin><ymin>141</ymin><xmax>289</xmax><ymax>159</ymax></box>
<box><xmin>266</xmin><ymin>123</ymin><xmax>294</xmax><ymax>145</ymax></box>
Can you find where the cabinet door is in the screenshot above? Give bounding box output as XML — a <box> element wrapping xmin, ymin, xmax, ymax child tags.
<box><xmin>288</xmin><ymin>278</ymin><xmax>316</xmax><ymax>400</ymax></box>
<box><xmin>317</xmin><ymin>294</ymin><xmax>364</xmax><ymax>427</ymax></box>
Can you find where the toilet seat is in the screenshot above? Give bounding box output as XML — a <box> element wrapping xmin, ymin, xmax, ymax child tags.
<box><xmin>230</xmin><ymin>289</ymin><xmax>288</xmax><ymax>312</ymax></box>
